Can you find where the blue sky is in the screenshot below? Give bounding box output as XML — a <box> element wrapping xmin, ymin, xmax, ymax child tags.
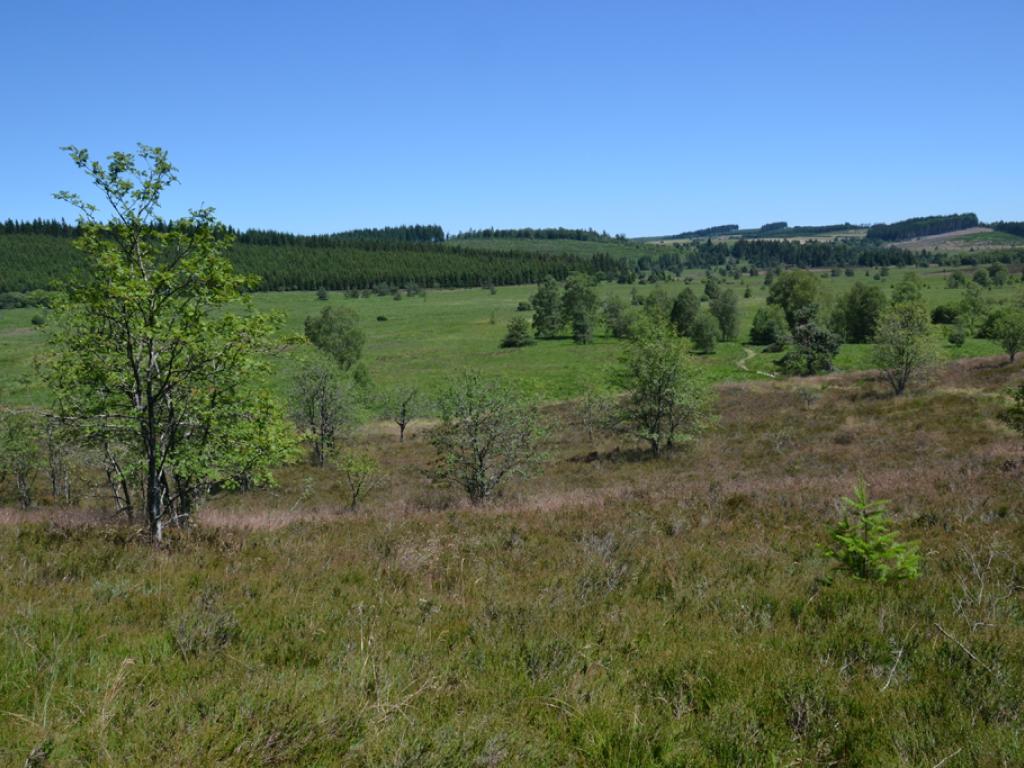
<box><xmin>2</xmin><ymin>0</ymin><xmax>1021</xmax><ymax>236</ymax></box>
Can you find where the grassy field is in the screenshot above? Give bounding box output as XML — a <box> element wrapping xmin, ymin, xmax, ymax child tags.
<box><xmin>1</xmin><ymin>266</ymin><xmax>1018</xmax><ymax>408</ymax></box>
<box><xmin>2</xmin><ymin>356</ymin><xmax>1023</xmax><ymax>766</ymax></box>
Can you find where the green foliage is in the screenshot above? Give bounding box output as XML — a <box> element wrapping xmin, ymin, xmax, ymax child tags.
<box><xmin>291</xmin><ymin>353</ymin><xmax>358</xmax><ymax>466</ymax></box>
<box><xmin>993</xmin><ymin>308</ymin><xmax>1024</xmax><ymax>362</ymax></box>
<box><xmin>334</xmin><ymin>450</ymin><xmax>383</xmax><ymax>511</ymax></box>
<box><xmin>304</xmin><ymin>305</ymin><xmax>365</xmax><ymax>370</ymax></box>
<box><xmin>767</xmin><ymin>270</ymin><xmax>820</xmax><ymax>328</ymax></box>
<box><xmin>530</xmin><ymin>276</ymin><xmax>563</xmax><ymax>338</ymax></box>
<box><xmin>1004</xmin><ymin>382</ymin><xmax>1024</xmax><ymax>439</ymax></box>
<box><xmin>749</xmin><ymin>305</ymin><xmax>788</xmax><ymax>347</ymax></box>
<box><xmin>931</xmin><ymin>304</ymin><xmax>959</xmax><ymax>324</ymax></box>
<box><xmin>430</xmin><ymin>372</ymin><xmax>546</xmax><ymax>502</ymax></box>
<box><xmin>501</xmin><ymin>316</ymin><xmax>535</xmax><ymax>348</ymax></box>
<box><xmin>610</xmin><ymin>318</ymin><xmax>714</xmax><ymax>455</ymax></box>
<box><xmin>43</xmin><ymin>144</ymin><xmax>294</xmax><ymax>537</ymax></box>
<box><xmin>669</xmin><ymin>287</ymin><xmax>700</xmax><ymax>336</ymax></box>
<box><xmin>778</xmin><ymin>310</ymin><xmax>840</xmax><ymax>375</ymax></box>
<box><xmin>824</xmin><ymin>483</ymin><xmax>921</xmax><ymax>582</ymax></box>
<box><xmin>958</xmin><ymin>282</ymin><xmax>988</xmax><ymax>334</ymax></box>
<box><xmin>710</xmin><ymin>288</ymin><xmax>738</xmax><ymax>340</ymax></box>
<box><xmin>602</xmin><ymin>295</ymin><xmax>638</xmax><ymax>339</ymax></box>
<box><xmin>946</xmin><ymin>271</ymin><xmax>968</xmax><ymax>288</ymax></box>
<box><xmin>873</xmin><ymin>301</ymin><xmax>937</xmax><ymax>395</ymax></box>
<box><xmin>890</xmin><ymin>272</ymin><xmax>924</xmax><ymax>305</ymax></box>
<box><xmin>832</xmin><ymin>283</ymin><xmax>887</xmax><ymax>342</ymax></box>
<box><xmin>689</xmin><ymin>310</ymin><xmax>720</xmax><ymax>354</ymax></box>
<box><xmin>561</xmin><ymin>273</ymin><xmax>600</xmax><ymax>344</ymax></box>
<box><xmin>948</xmin><ymin>325</ymin><xmax>967</xmax><ymax>347</ymax></box>
<box><xmin>0</xmin><ymin>410</ymin><xmax>41</xmax><ymax>508</ymax></box>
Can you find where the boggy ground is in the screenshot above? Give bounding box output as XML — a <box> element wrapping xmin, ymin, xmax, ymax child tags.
<box><xmin>1</xmin><ymin>357</ymin><xmax>1023</xmax><ymax>766</ymax></box>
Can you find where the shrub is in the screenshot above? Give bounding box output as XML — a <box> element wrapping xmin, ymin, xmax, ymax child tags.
<box><xmin>1004</xmin><ymin>383</ymin><xmax>1024</xmax><ymax>439</ymax></box>
<box><xmin>749</xmin><ymin>305</ymin><xmax>788</xmax><ymax>347</ymax></box>
<box><xmin>430</xmin><ymin>373</ymin><xmax>546</xmax><ymax>503</ymax></box>
<box><xmin>610</xmin><ymin>318</ymin><xmax>714</xmax><ymax>456</ymax></box>
<box><xmin>304</xmin><ymin>305</ymin><xmax>365</xmax><ymax>370</ymax></box>
<box><xmin>501</xmin><ymin>316</ymin><xmax>535</xmax><ymax>348</ymax></box>
<box><xmin>335</xmin><ymin>450</ymin><xmax>384</xmax><ymax>511</ymax></box>
<box><xmin>690</xmin><ymin>311</ymin><xmax>720</xmax><ymax>355</ymax></box>
<box><xmin>948</xmin><ymin>326</ymin><xmax>967</xmax><ymax>347</ymax></box>
<box><xmin>824</xmin><ymin>483</ymin><xmax>921</xmax><ymax>582</ymax></box>
<box><xmin>993</xmin><ymin>308</ymin><xmax>1024</xmax><ymax>361</ymax></box>
<box><xmin>777</xmin><ymin>309</ymin><xmax>839</xmax><ymax>376</ymax></box>
<box><xmin>931</xmin><ymin>304</ymin><xmax>959</xmax><ymax>324</ymax></box>
<box><xmin>873</xmin><ymin>301</ymin><xmax>937</xmax><ymax>395</ymax></box>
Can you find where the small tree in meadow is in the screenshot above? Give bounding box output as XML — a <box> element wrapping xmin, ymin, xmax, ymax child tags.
<box><xmin>670</xmin><ymin>287</ymin><xmax>700</xmax><ymax>336</ymax></box>
<box><xmin>501</xmin><ymin>316</ymin><xmax>535</xmax><ymax>348</ymax></box>
<box><xmin>872</xmin><ymin>301</ymin><xmax>937</xmax><ymax>395</ymax></box>
<box><xmin>531</xmin><ymin>276</ymin><xmax>563</xmax><ymax>338</ymax></box>
<box><xmin>749</xmin><ymin>305</ymin><xmax>788</xmax><ymax>347</ymax></box>
<box><xmin>291</xmin><ymin>354</ymin><xmax>358</xmax><ymax>466</ymax></box>
<box><xmin>610</xmin><ymin>318</ymin><xmax>714</xmax><ymax>456</ymax></box>
<box><xmin>994</xmin><ymin>308</ymin><xmax>1024</xmax><ymax>362</ymax></box>
<box><xmin>379</xmin><ymin>386</ymin><xmax>419</xmax><ymax>443</ymax></box>
<box><xmin>777</xmin><ymin>309</ymin><xmax>840</xmax><ymax>375</ymax></box>
<box><xmin>710</xmin><ymin>288</ymin><xmax>738</xmax><ymax>341</ymax></box>
<box><xmin>690</xmin><ymin>310</ymin><xmax>721</xmax><ymax>355</ymax></box>
<box><xmin>561</xmin><ymin>273</ymin><xmax>600</xmax><ymax>344</ymax></box>
<box><xmin>335</xmin><ymin>450</ymin><xmax>384</xmax><ymax>511</ymax></box>
<box><xmin>824</xmin><ymin>483</ymin><xmax>921</xmax><ymax>582</ymax></box>
<box><xmin>304</xmin><ymin>305</ymin><xmax>365</xmax><ymax>370</ymax></box>
<box><xmin>430</xmin><ymin>373</ymin><xmax>546</xmax><ymax>503</ymax></box>
<box><xmin>958</xmin><ymin>282</ymin><xmax>988</xmax><ymax>335</ymax></box>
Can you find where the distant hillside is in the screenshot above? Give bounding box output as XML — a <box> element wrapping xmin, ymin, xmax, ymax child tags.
<box><xmin>0</xmin><ymin>220</ymin><xmax>621</xmax><ymax>293</ymax></box>
<box><xmin>866</xmin><ymin>213</ymin><xmax>978</xmax><ymax>242</ymax></box>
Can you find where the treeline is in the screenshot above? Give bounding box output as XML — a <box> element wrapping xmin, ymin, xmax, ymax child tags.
<box><xmin>746</xmin><ymin>223</ymin><xmax>857</xmax><ymax>237</ymax></box>
<box><xmin>230</xmin><ymin>224</ymin><xmax>445</xmax><ymax>246</ymax></box>
<box><xmin>866</xmin><ymin>213</ymin><xmax>978</xmax><ymax>242</ymax></box>
<box><xmin>229</xmin><ymin>243</ymin><xmax>621</xmax><ymax>290</ymax></box>
<box><xmin>450</xmin><ymin>227</ymin><xmax>619</xmax><ymax>242</ymax></box>
<box><xmin>669</xmin><ymin>224</ymin><xmax>739</xmax><ymax>239</ymax></box>
<box><xmin>992</xmin><ymin>221</ymin><xmax>1024</xmax><ymax>238</ymax></box>
<box><xmin>2</xmin><ymin>218</ymin><xmax>80</xmax><ymax>237</ymax></box>
<box><xmin>703</xmin><ymin>239</ymin><xmax>923</xmax><ymax>269</ymax></box>
<box><xmin>0</xmin><ymin>231</ymin><xmax>621</xmax><ymax>292</ymax></box>
<box><xmin>1</xmin><ymin>219</ymin><xmax>445</xmax><ymax>245</ymax></box>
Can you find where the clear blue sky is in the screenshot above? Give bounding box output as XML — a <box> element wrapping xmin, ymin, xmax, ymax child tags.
<box><xmin>2</xmin><ymin>0</ymin><xmax>1021</xmax><ymax>237</ymax></box>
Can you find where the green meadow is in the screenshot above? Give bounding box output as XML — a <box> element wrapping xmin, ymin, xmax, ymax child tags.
<box><xmin>1</xmin><ymin>266</ymin><xmax>1017</xmax><ymax>408</ymax></box>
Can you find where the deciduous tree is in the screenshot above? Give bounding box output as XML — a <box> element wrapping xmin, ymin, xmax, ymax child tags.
<box><xmin>45</xmin><ymin>144</ymin><xmax>295</xmax><ymax>538</ymax></box>
<box><xmin>430</xmin><ymin>372</ymin><xmax>545</xmax><ymax>503</ymax></box>
<box><xmin>610</xmin><ymin>319</ymin><xmax>714</xmax><ymax>456</ymax></box>
<box><xmin>304</xmin><ymin>305</ymin><xmax>365</xmax><ymax>370</ymax></box>
<box><xmin>873</xmin><ymin>301</ymin><xmax>937</xmax><ymax>395</ymax></box>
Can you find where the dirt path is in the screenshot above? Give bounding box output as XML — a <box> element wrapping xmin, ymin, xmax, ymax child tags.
<box><xmin>737</xmin><ymin>347</ymin><xmax>776</xmax><ymax>378</ymax></box>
